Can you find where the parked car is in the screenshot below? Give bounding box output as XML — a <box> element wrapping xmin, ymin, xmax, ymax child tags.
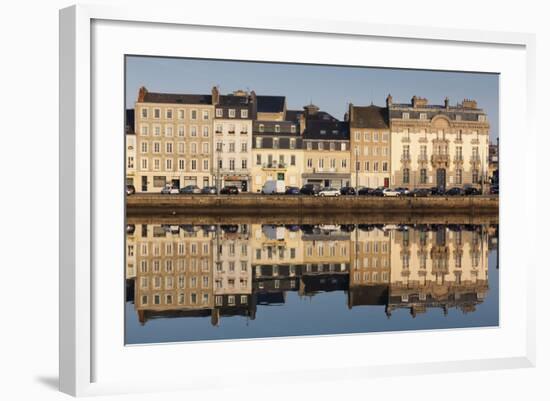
<box><xmin>317</xmin><ymin>187</ymin><xmax>341</xmax><ymax>197</ymax></box>
<box><xmin>300</xmin><ymin>183</ymin><xmax>320</xmax><ymax>195</ymax></box>
<box><xmin>430</xmin><ymin>187</ymin><xmax>445</xmax><ymax>196</ymax></box>
<box><xmin>445</xmin><ymin>187</ymin><xmax>465</xmax><ymax>196</ymax></box>
<box><xmin>340</xmin><ymin>186</ymin><xmax>356</xmax><ymax>195</ymax></box>
<box><xmin>463</xmin><ymin>185</ymin><xmax>481</xmax><ymax>195</ymax></box>
<box><xmin>126</xmin><ymin>224</ymin><xmax>135</xmax><ymax>234</ymax></box>
<box><xmin>161</xmin><ymin>185</ymin><xmax>179</xmax><ymax>194</ymax></box>
<box><xmin>358</xmin><ymin>187</ymin><xmax>374</xmax><ymax>196</ymax></box>
<box><xmin>285</xmin><ymin>186</ymin><xmax>300</xmax><ymax>195</ymax></box>
<box><xmin>261</xmin><ymin>180</ymin><xmax>285</xmax><ymax>194</ymax></box>
<box><xmin>382</xmin><ymin>188</ymin><xmax>401</xmax><ymax>197</ymax></box>
<box><xmin>371</xmin><ymin>187</ymin><xmax>386</xmax><ymax>197</ymax></box>
<box><xmin>179</xmin><ymin>185</ymin><xmax>201</xmax><ymax>194</ymax></box>
<box><xmin>220</xmin><ymin>185</ymin><xmax>239</xmax><ymax>195</ymax></box>
<box><xmin>125</xmin><ymin>184</ymin><xmax>136</xmax><ymax>195</ymax></box>
<box><xmin>410</xmin><ymin>188</ymin><xmax>431</xmax><ymax>197</ymax></box>
<box><xmin>395</xmin><ymin>187</ymin><xmax>410</xmax><ymax>196</ymax></box>
<box><xmin>201</xmin><ymin>186</ymin><xmax>217</xmax><ymax>194</ymax></box>
<box><xmin>490</xmin><ymin>184</ymin><xmax>499</xmax><ymax>195</ymax></box>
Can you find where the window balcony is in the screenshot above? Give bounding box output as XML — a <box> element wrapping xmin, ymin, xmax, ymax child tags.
<box><xmin>417</xmin><ymin>154</ymin><xmax>428</xmax><ymax>163</ymax></box>
<box><xmin>401</xmin><ymin>153</ymin><xmax>411</xmax><ymax>162</ymax></box>
<box><xmin>454</xmin><ymin>155</ymin><xmax>464</xmax><ymax>163</ymax></box>
<box><xmin>240</xmin><ymin>131</ymin><xmax>248</xmax><ymax>135</ymax></box>
<box><xmin>431</xmin><ymin>154</ymin><xmax>450</xmax><ymax>165</ymax></box>
<box><xmin>470</xmin><ymin>155</ymin><xmax>481</xmax><ymax>164</ymax></box>
<box><xmin>228</xmin><ymin>130</ymin><xmax>235</xmax><ymax>135</ymax></box>
<box><xmin>215</xmin><ymin>130</ymin><xmax>222</xmax><ymax>134</ymax></box>
<box><xmin>262</xmin><ymin>162</ymin><xmax>287</xmax><ymax>170</ymax></box>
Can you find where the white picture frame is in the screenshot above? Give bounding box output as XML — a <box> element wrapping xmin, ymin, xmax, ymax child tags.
<box><xmin>59</xmin><ymin>4</ymin><xmax>536</xmax><ymax>397</ymax></box>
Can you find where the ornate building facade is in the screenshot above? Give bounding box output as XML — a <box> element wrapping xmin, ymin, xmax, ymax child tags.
<box><xmin>388</xmin><ymin>95</ymin><xmax>490</xmax><ymax>191</ymax></box>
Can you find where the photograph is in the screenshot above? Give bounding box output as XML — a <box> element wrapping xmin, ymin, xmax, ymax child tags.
<box><xmin>124</xmin><ymin>56</ymin><xmax>499</xmax><ymax>344</ymax></box>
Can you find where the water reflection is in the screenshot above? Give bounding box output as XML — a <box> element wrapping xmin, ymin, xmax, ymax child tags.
<box><xmin>125</xmin><ymin>221</ymin><xmax>498</xmax><ymax>343</ymax></box>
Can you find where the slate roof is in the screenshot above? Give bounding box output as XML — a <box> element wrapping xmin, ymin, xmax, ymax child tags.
<box><xmin>141</xmin><ymin>92</ymin><xmax>213</xmax><ymax>105</ymax></box>
<box><xmin>303</xmin><ymin>120</ymin><xmax>349</xmax><ymax>140</ymax></box>
<box><xmin>257</xmin><ymin>95</ymin><xmax>286</xmax><ymax>113</ymax></box>
<box><xmin>350</xmin><ymin>105</ymin><xmax>389</xmax><ymax>129</ymax></box>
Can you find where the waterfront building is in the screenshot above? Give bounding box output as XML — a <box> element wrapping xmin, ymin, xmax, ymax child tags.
<box><xmin>213</xmin><ymin>88</ymin><xmax>255</xmax><ymax>192</ymax></box>
<box><xmin>251</xmin><ymin>118</ymin><xmax>304</xmax><ymax>192</ymax></box>
<box><xmin>387</xmin><ymin>226</ymin><xmax>489</xmax><ymax>317</ymax></box>
<box><xmin>134</xmin><ymin>87</ymin><xmax>215</xmax><ymax>192</ymax></box>
<box><xmin>300</xmin><ymin>104</ymin><xmax>351</xmax><ymax>188</ymax></box>
<box><xmin>349</xmin><ymin>104</ymin><xmax>391</xmax><ymax>188</ymax></box>
<box><xmin>130</xmin><ymin>224</ymin><xmax>215</xmax><ymax>324</ymax></box>
<box><xmin>488</xmin><ymin>139</ymin><xmax>499</xmax><ymax>183</ymax></box>
<box><xmin>125</xmin><ymin>109</ymin><xmax>137</xmax><ymax>187</ymax></box>
<box><xmin>388</xmin><ymin>95</ymin><xmax>490</xmax><ymax>191</ymax></box>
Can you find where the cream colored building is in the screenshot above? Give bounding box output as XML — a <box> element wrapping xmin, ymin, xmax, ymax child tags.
<box><xmin>213</xmin><ymin>89</ymin><xmax>254</xmax><ymax>191</ymax></box>
<box><xmin>134</xmin><ymin>86</ymin><xmax>215</xmax><ymax>192</ymax></box>
<box><xmin>125</xmin><ymin>109</ymin><xmax>137</xmax><ymax>186</ymax></box>
<box><xmin>389</xmin><ymin>95</ymin><xmax>490</xmax><ymax>191</ymax></box>
<box><xmin>349</xmin><ymin>105</ymin><xmax>391</xmax><ymax>188</ymax></box>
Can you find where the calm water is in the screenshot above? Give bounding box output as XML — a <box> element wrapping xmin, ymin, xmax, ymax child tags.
<box><xmin>125</xmin><ymin>220</ymin><xmax>498</xmax><ymax>344</ymax></box>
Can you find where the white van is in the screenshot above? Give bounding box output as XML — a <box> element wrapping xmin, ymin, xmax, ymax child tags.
<box><xmin>261</xmin><ymin>180</ymin><xmax>285</xmax><ymax>194</ymax></box>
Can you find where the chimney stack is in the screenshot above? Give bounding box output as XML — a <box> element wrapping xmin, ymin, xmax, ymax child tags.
<box><xmin>138</xmin><ymin>86</ymin><xmax>148</xmax><ymax>102</ymax></box>
<box><xmin>211</xmin><ymin>86</ymin><xmax>220</xmax><ymax>105</ymax></box>
<box><xmin>386</xmin><ymin>94</ymin><xmax>393</xmax><ymax>107</ymax></box>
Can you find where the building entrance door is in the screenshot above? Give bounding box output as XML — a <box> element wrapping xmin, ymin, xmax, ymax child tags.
<box><xmin>141</xmin><ymin>176</ymin><xmax>147</xmax><ymax>192</ymax></box>
<box><xmin>384</xmin><ymin>177</ymin><xmax>390</xmax><ymax>188</ymax></box>
<box><xmin>171</xmin><ymin>179</ymin><xmax>180</xmax><ymax>189</ymax></box>
<box><xmin>436</xmin><ymin>168</ymin><xmax>446</xmax><ymax>191</ymax></box>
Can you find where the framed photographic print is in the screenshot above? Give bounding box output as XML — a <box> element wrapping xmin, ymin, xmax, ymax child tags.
<box><xmin>59</xmin><ymin>4</ymin><xmax>536</xmax><ymax>397</ymax></box>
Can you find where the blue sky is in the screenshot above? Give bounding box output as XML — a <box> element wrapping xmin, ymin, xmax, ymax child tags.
<box><xmin>126</xmin><ymin>56</ymin><xmax>499</xmax><ymax>141</ymax></box>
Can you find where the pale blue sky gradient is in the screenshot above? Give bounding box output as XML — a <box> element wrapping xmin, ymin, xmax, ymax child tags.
<box><xmin>126</xmin><ymin>56</ymin><xmax>499</xmax><ymax>141</ymax></box>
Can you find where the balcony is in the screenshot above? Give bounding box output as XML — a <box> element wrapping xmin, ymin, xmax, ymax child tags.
<box><xmin>262</xmin><ymin>162</ymin><xmax>287</xmax><ymax>170</ymax></box>
<box><xmin>240</xmin><ymin>130</ymin><xmax>248</xmax><ymax>135</ymax></box>
<box><xmin>215</xmin><ymin>130</ymin><xmax>223</xmax><ymax>135</ymax></box>
<box><xmin>431</xmin><ymin>154</ymin><xmax>450</xmax><ymax>165</ymax></box>
<box><xmin>470</xmin><ymin>155</ymin><xmax>481</xmax><ymax>165</ymax></box>
<box><xmin>228</xmin><ymin>130</ymin><xmax>235</xmax><ymax>135</ymax></box>
<box><xmin>454</xmin><ymin>155</ymin><xmax>464</xmax><ymax>163</ymax></box>
<box><xmin>400</xmin><ymin>153</ymin><xmax>411</xmax><ymax>163</ymax></box>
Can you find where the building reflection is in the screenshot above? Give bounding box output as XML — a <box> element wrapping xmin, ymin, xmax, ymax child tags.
<box><xmin>126</xmin><ymin>222</ymin><xmax>494</xmax><ymax>325</ymax></box>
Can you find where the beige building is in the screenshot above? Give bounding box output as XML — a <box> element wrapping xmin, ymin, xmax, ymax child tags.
<box><xmin>349</xmin><ymin>105</ymin><xmax>391</xmax><ymax>188</ymax></box>
<box><xmin>125</xmin><ymin>109</ymin><xmax>137</xmax><ymax>186</ymax></box>
<box><xmin>134</xmin><ymin>87</ymin><xmax>215</xmax><ymax>192</ymax></box>
<box><xmin>129</xmin><ymin>223</ymin><xmax>215</xmax><ymax>324</ymax></box>
<box><xmin>389</xmin><ymin>95</ymin><xmax>490</xmax><ymax>191</ymax></box>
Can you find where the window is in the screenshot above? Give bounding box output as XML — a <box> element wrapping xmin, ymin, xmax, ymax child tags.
<box><xmin>178</xmin><ymin>159</ymin><xmax>185</xmax><ymax>171</ymax></box>
<box><xmin>154</xmin><ymin>126</ymin><xmax>160</xmax><ymax>136</ymax></box>
<box><xmin>259</xmin><ymin>124</ymin><xmax>264</xmax><ymax>133</ymax></box>
<box><xmin>216</xmin><ymin>108</ymin><xmax>223</xmax><ymax>118</ymax></box>
<box><xmin>215</xmin><ymin>124</ymin><xmax>222</xmax><ymax>134</ymax></box>
<box><xmin>141</xmin><ymin>108</ymin><xmax>148</xmax><ymax>119</ymax></box>
<box><xmin>140</xmin><ymin>125</ymin><xmax>148</xmax><ymax>135</ymax></box>
<box><xmin>203</xmin><ymin>110</ymin><xmax>209</xmax><ymax>120</ymax></box>
<box><xmin>341</xmin><ymin>143</ymin><xmax>346</xmax><ymax>151</ymax></box>
<box><xmin>472</xmin><ymin>169</ymin><xmax>479</xmax><ymax>183</ymax></box>
<box><xmin>291</xmin><ymin>125</ymin><xmax>296</xmax><ymax>133</ymax></box>
<box><xmin>166</xmin><ymin>109</ymin><xmax>173</xmax><ymax>119</ymax></box>
<box><xmin>241</xmin><ymin>142</ymin><xmax>247</xmax><ymax>152</ymax></box>
<box><xmin>307</xmin><ymin>142</ymin><xmax>312</xmax><ymax>150</ymax></box>
<box><xmin>318</xmin><ymin>142</ymin><xmax>323</xmax><ymax>150</ymax></box>
<box><xmin>478</xmin><ymin>115</ymin><xmax>487</xmax><ymax>122</ymax></box>
<box><xmin>165</xmin><ymin>126</ymin><xmax>173</xmax><ymax>136</ymax></box>
<box><xmin>365</xmin><ymin>161</ymin><xmax>369</xmax><ymax>171</ymax></box>
<box><xmin>402</xmin><ymin>112</ymin><xmax>409</xmax><ymax>119</ymax></box>
<box><xmin>229</xmin><ymin>142</ymin><xmax>235</xmax><ymax>153</ymax></box>
<box><xmin>291</xmin><ymin>155</ymin><xmax>296</xmax><ymax>166</ymax></box>
<box><xmin>140</xmin><ymin>141</ymin><xmax>148</xmax><ymax>153</ymax></box>
<box><xmin>203</xmin><ymin>126</ymin><xmax>209</xmax><ymax>137</ymax></box>
<box><xmin>191</xmin><ymin>126</ymin><xmax>197</xmax><ymax>137</ymax></box>
<box><xmin>355</xmin><ymin>131</ymin><xmax>360</xmax><ymax>141</ymax></box>
<box><xmin>457</xmin><ymin>130</ymin><xmax>462</xmax><ymax>140</ymax></box>
<box><xmin>177</xmin><ymin>126</ymin><xmax>185</xmax><ymax>137</ymax></box>
<box><xmin>364</xmin><ymin>132</ymin><xmax>370</xmax><ymax>141</ymax></box>
<box><xmin>329</xmin><ymin>142</ymin><xmax>335</xmax><ymax>151</ymax></box>
<box><xmin>382</xmin><ymin>162</ymin><xmax>388</xmax><ymax>172</ymax></box>
<box><xmin>240</xmin><ymin>125</ymin><xmax>248</xmax><ymax>134</ymax></box>
<box><xmin>273</xmin><ymin>138</ymin><xmax>279</xmax><ymax>149</ymax></box>
<box><xmin>307</xmin><ymin>158</ymin><xmax>313</xmax><ymax>168</ymax></box>
<box><xmin>403</xmin><ymin>168</ymin><xmax>410</xmax><ymax>184</ymax></box>
<box><xmin>241</xmin><ymin>109</ymin><xmax>248</xmax><ymax>118</ymax></box>
<box><xmin>127</xmin><ymin>156</ymin><xmax>134</xmax><ymax>169</ymax></box>
<box><xmin>256</xmin><ymin>137</ymin><xmax>262</xmax><ymax>148</ymax></box>
<box><xmin>165</xmin><ymin>142</ymin><xmax>173</xmax><ymax>153</ymax></box>
<box><xmin>153</xmin><ymin>142</ymin><xmax>160</xmax><ymax>153</ymax></box>
<box><xmin>330</xmin><ymin>158</ymin><xmax>336</xmax><ymax>169</ymax></box>
<box><xmin>382</xmin><ymin>132</ymin><xmax>389</xmax><ymax>142</ymax></box>
<box><xmin>165</xmin><ymin>159</ymin><xmax>172</xmax><ymax>170</ymax></box>
<box><xmin>420</xmin><ymin>168</ymin><xmax>427</xmax><ymax>184</ymax></box>
<box><xmin>191</xmin><ymin>159</ymin><xmax>197</xmax><ymax>171</ymax></box>
<box><xmin>342</xmin><ymin>159</ymin><xmax>347</xmax><ymax>169</ymax></box>
<box><xmin>203</xmin><ymin>159</ymin><xmax>209</xmax><ymax>171</ymax></box>
<box><xmin>191</xmin><ymin>110</ymin><xmax>197</xmax><ymax>120</ymax></box>
<box><xmin>178</xmin><ymin>109</ymin><xmax>184</xmax><ymax>119</ymax></box>
<box><xmin>228</xmin><ymin>124</ymin><xmax>235</xmax><ymax>134</ymax></box>
<box><xmin>318</xmin><ymin>159</ymin><xmax>324</xmax><ymax>168</ymax></box>
<box><xmin>256</xmin><ymin>154</ymin><xmax>262</xmax><ymax>165</ymax></box>
<box><xmin>229</xmin><ymin>159</ymin><xmax>235</xmax><ymax>170</ymax></box>
<box><xmin>374</xmin><ymin>162</ymin><xmax>379</xmax><ymax>172</ymax></box>
<box><xmin>178</xmin><ymin>142</ymin><xmax>185</xmax><ymax>154</ymax></box>
<box><xmin>140</xmin><ymin>158</ymin><xmax>148</xmax><ymax>170</ymax></box>
<box><xmin>153</xmin><ymin>159</ymin><xmax>160</xmax><ymax>170</ymax></box>
<box><xmin>275</xmin><ymin>125</ymin><xmax>280</xmax><ymax>133</ymax></box>
<box><xmin>419</xmin><ymin>113</ymin><xmax>427</xmax><ymax>120</ymax></box>
<box><xmin>455</xmin><ymin>169</ymin><xmax>463</xmax><ymax>184</ymax></box>
<box><xmin>290</xmin><ymin>139</ymin><xmax>296</xmax><ymax>149</ymax></box>
<box><xmin>202</xmin><ymin>143</ymin><xmax>209</xmax><ymax>154</ymax></box>
<box><xmin>228</xmin><ymin>109</ymin><xmax>236</xmax><ymax>118</ymax></box>
<box><xmin>241</xmin><ymin>159</ymin><xmax>247</xmax><ymax>169</ymax></box>
<box><xmin>154</xmin><ymin>108</ymin><xmax>160</xmax><ymax>119</ymax></box>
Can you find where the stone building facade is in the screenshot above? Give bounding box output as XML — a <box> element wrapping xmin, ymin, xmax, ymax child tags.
<box><xmin>349</xmin><ymin>104</ymin><xmax>391</xmax><ymax>188</ymax></box>
<box><xmin>134</xmin><ymin>87</ymin><xmax>214</xmax><ymax>192</ymax></box>
<box><xmin>388</xmin><ymin>95</ymin><xmax>490</xmax><ymax>191</ymax></box>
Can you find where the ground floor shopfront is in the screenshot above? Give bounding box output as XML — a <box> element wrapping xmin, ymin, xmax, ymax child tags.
<box><xmin>301</xmin><ymin>173</ymin><xmax>351</xmax><ymax>189</ymax></box>
<box><xmin>217</xmin><ymin>173</ymin><xmax>251</xmax><ymax>192</ymax></box>
<box><xmin>136</xmin><ymin>173</ymin><xmax>212</xmax><ymax>192</ymax></box>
